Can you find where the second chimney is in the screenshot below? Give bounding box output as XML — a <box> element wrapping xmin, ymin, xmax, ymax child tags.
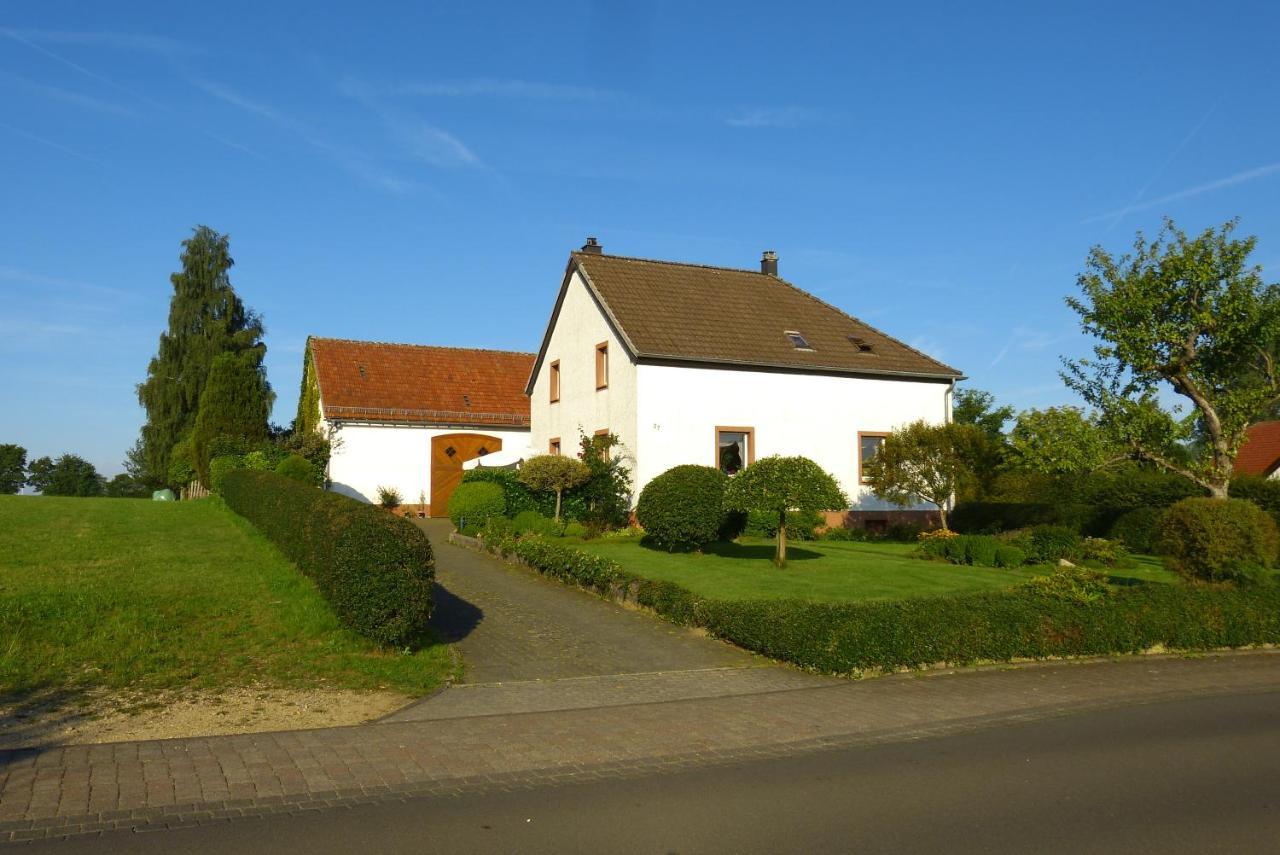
<box><xmin>581</xmin><ymin>236</ymin><xmax>603</xmax><ymax>254</ymax></box>
<box><xmin>761</xmin><ymin>250</ymin><xmax>778</xmax><ymax>276</ymax></box>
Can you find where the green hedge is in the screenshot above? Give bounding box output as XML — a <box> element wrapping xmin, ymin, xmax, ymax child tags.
<box><xmin>479</xmin><ymin>528</ymin><xmax>1280</xmax><ymax>674</ymax></box>
<box><xmin>448</xmin><ymin>482</ymin><xmax>506</xmax><ymax>534</ymax></box>
<box><xmin>462</xmin><ymin>468</ymin><xmax>549</xmax><ymax>517</ymax></box>
<box><xmin>222</xmin><ymin>470</ymin><xmax>434</xmax><ymax>646</ymax></box>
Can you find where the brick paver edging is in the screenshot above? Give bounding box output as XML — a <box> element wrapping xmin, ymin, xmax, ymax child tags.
<box><xmin>2</xmin><ymin>652</ymin><xmax>1279</xmax><ymax>844</ymax></box>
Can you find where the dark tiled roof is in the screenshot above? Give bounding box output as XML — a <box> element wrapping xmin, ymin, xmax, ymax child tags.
<box><xmin>1237</xmin><ymin>421</ymin><xmax>1280</xmax><ymax>477</ymax></box>
<box><xmin>309</xmin><ymin>337</ymin><xmax>534</xmax><ymax>426</ymax></box>
<box><xmin>566</xmin><ymin>252</ymin><xmax>962</xmax><ymax>379</ymax></box>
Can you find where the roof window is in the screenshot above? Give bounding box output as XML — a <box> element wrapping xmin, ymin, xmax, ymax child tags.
<box><xmin>848</xmin><ymin>335</ymin><xmax>874</xmax><ymax>353</ymax></box>
<box><xmin>785</xmin><ymin>331</ymin><xmax>813</xmax><ymax>351</ymax></box>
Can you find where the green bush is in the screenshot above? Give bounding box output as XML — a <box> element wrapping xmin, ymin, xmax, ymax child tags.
<box><xmin>448</xmin><ymin>482</ymin><xmax>506</xmax><ymax>534</ymax></box>
<box><xmin>1160</xmin><ymin>498</ymin><xmax>1279</xmax><ymax>584</ymax></box>
<box><xmin>208</xmin><ymin>455</ymin><xmax>244</xmax><ymax>493</ymax></box>
<box><xmin>745</xmin><ymin>509</ymin><xmax>822</xmax><ymax>541</ymax></box>
<box><xmin>462</xmin><ymin>467</ymin><xmax>549</xmax><ymax>517</ymax></box>
<box><xmin>1078</xmin><ymin>536</ymin><xmax>1124</xmax><ymax>567</ymax></box>
<box><xmin>1231</xmin><ymin>475</ymin><xmax>1280</xmax><ymax>527</ymax></box>
<box><xmin>1022</xmin><ymin>565</ymin><xmax>1110</xmax><ymax>604</ymax></box>
<box><xmin>635</xmin><ymin>464</ymin><xmax>733</xmax><ymax>550</ymax></box>
<box><xmin>820</xmin><ymin>526</ymin><xmax>871</xmax><ymax>542</ymax></box>
<box><xmin>563</xmin><ymin>522</ymin><xmax>588</xmax><ymax>539</ymax></box>
<box><xmin>376</xmin><ymin>486</ymin><xmax>402</xmax><ymax>508</ymax></box>
<box><xmin>943</xmin><ymin>535</ymin><xmax>970</xmax><ymax>564</ymax></box>
<box><xmin>513</xmin><ymin>509</ymin><xmax>561</xmax><ymax>537</ymax></box>
<box><xmin>1024</xmin><ymin>525</ymin><xmax>1080</xmax><ymax>564</ymax></box>
<box><xmin>1108</xmin><ymin>506</ymin><xmax>1168</xmax><ymax>554</ymax></box>
<box><xmin>994</xmin><ymin>545</ymin><xmax>1026</xmax><ymax>567</ymax></box>
<box><xmin>965</xmin><ymin>536</ymin><xmax>999</xmax><ymax>567</ymax></box>
<box><xmin>274</xmin><ymin>453</ymin><xmax>319</xmax><ymax>486</ymax></box>
<box><xmin>951</xmin><ymin>502</ymin><xmax>1084</xmax><ymax>534</ymax></box>
<box><xmin>221</xmin><ymin>470</ymin><xmax>434</xmax><ymax>646</ymax></box>
<box><xmin>885</xmin><ymin>523</ymin><xmax>924</xmax><ymax>543</ymax></box>
<box><xmin>477</xmin><ymin>530</ymin><xmax>1280</xmax><ymax>674</ymax></box>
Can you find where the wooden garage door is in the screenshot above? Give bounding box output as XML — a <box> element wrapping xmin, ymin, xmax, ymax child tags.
<box><xmin>429</xmin><ymin>433</ymin><xmax>503</xmax><ymax>518</ymax></box>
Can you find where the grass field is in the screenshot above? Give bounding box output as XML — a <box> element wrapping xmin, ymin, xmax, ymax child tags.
<box><xmin>0</xmin><ymin>496</ymin><xmax>453</xmax><ymax>699</ymax></box>
<box><xmin>574</xmin><ymin>536</ymin><xmax>1180</xmax><ymax>603</ymax></box>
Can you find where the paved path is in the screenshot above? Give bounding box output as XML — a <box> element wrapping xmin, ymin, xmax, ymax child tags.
<box><xmin>2</xmin><ymin>652</ymin><xmax>1278</xmax><ymax>843</ymax></box>
<box><xmin>387</xmin><ymin>520</ymin><xmax>813</xmax><ymax>722</ymax></box>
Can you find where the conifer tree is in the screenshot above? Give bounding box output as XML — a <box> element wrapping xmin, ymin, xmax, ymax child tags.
<box><xmin>192</xmin><ymin>352</ymin><xmax>274</xmax><ymax>481</ymax></box>
<box><xmin>136</xmin><ymin>226</ymin><xmax>267</xmax><ymax>484</ymax></box>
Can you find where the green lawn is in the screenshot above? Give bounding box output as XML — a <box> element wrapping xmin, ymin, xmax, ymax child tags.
<box><xmin>574</xmin><ymin>536</ymin><xmax>1179</xmax><ymax>603</ymax></box>
<box><xmin>0</xmin><ymin>496</ymin><xmax>453</xmax><ymax>699</ymax></box>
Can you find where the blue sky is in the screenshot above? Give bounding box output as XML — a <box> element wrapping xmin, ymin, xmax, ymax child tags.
<box><xmin>2</xmin><ymin>1</ymin><xmax>1278</xmax><ymax>476</ymax></box>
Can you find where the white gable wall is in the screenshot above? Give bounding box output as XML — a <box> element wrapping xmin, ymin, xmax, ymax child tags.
<box><xmin>320</xmin><ymin>415</ymin><xmax>530</xmax><ymax>507</ymax></box>
<box><xmin>529</xmin><ymin>270</ymin><xmax>639</xmax><ymax>469</ymax></box>
<box><xmin>634</xmin><ymin>363</ymin><xmax>951</xmax><ymax>509</ymax></box>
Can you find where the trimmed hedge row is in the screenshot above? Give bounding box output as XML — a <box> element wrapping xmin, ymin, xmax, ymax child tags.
<box><xmin>480</xmin><ymin>529</ymin><xmax>1280</xmax><ymax>674</ymax></box>
<box><xmin>222</xmin><ymin>470</ymin><xmax>434</xmax><ymax>646</ymax></box>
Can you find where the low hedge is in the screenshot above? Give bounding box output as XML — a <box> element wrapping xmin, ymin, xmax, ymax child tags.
<box><xmin>461</xmin><ymin>468</ymin><xmax>549</xmax><ymax>517</ymax></box>
<box><xmin>222</xmin><ymin>470</ymin><xmax>434</xmax><ymax>646</ymax></box>
<box><xmin>448</xmin><ymin>482</ymin><xmax>506</xmax><ymax>534</ymax></box>
<box><xmin>478</xmin><ymin>528</ymin><xmax>1280</xmax><ymax>674</ymax></box>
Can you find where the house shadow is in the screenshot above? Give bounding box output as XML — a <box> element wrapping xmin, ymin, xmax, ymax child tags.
<box><xmin>639</xmin><ymin>539</ymin><xmax>823</xmax><ymax>562</ymax></box>
<box><xmin>427</xmin><ymin>581</ymin><xmax>484</xmax><ymax>643</ymax></box>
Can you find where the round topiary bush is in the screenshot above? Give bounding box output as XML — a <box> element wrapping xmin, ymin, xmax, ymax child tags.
<box><xmin>448</xmin><ymin>482</ymin><xmax>506</xmax><ymax>534</ymax></box>
<box><xmin>635</xmin><ymin>464</ymin><xmax>732</xmax><ymax>550</ymax></box>
<box><xmin>274</xmin><ymin>453</ymin><xmax>319</xmax><ymax>486</ymax></box>
<box><xmin>1159</xmin><ymin>497</ymin><xmax>1279</xmax><ymax>584</ymax></box>
<box><xmin>1108</xmin><ymin>506</ymin><xmax>1168</xmax><ymax>554</ymax></box>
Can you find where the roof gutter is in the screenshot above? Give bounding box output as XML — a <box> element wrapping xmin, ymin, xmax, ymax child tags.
<box><xmin>634</xmin><ymin>353</ymin><xmax>966</xmax><ymax>383</ymax></box>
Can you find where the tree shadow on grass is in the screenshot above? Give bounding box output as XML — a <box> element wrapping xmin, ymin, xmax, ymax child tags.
<box><xmin>637</xmin><ymin>538</ymin><xmax>823</xmax><ymax>562</ymax></box>
<box><xmin>0</xmin><ymin>685</ymin><xmax>100</xmax><ymax>753</ymax></box>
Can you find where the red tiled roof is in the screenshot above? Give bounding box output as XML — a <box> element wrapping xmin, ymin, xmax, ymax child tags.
<box><xmin>309</xmin><ymin>337</ymin><xmax>534</xmax><ymax>427</ymax></box>
<box><xmin>1236</xmin><ymin>421</ymin><xmax>1280</xmax><ymax>477</ymax></box>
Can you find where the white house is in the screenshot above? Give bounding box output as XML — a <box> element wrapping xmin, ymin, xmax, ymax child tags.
<box><xmin>526</xmin><ymin>239</ymin><xmax>965</xmax><ymax>528</ymax></box>
<box><xmin>301</xmin><ymin>337</ymin><xmax>534</xmax><ymax>516</ymax></box>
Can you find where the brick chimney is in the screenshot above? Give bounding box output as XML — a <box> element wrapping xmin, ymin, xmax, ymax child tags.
<box><xmin>581</xmin><ymin>236</ymin><xmax>603</xmax><ymax>254</ymax></box>
<box><xmin>761</xmin><ymin>250</ymin><xmax>778</xmax><ymax>276</ymax></box>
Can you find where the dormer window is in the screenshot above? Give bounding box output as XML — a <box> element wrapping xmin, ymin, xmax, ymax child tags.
<box><xmin>785</xmin><ymin>331</ymin><xmax>813</xmax><ymax>351</ymax></box>
<box><xmin>848</xmin><ymin>335</ymin><xmax>874</xmax><ymax>353</ymax></box>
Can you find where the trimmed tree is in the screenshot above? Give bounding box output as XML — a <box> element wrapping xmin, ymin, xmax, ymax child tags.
<box><xmin>0</xmin><ymin>444</ymin><xmax>26</xmax><ymax>494</ymax></box>
<box><xmin>26</xmin><ymin>454</ymin><xmax>104</xmax><ymax>496</ymax></box>
<box><xmin>722</xmin><ymin>456</ymin><xmax>849</xmax><ymax>567</ymax></box>
<box><xmin>1064</xmin><ymin>218</ymin><xmax>1280</xmax><ymax>499</ymax></box>
<box><xmin>519</xmin><ymin>455</ymin><xmax>590</xmax><ymax>521</ymax></box>
<box><xmin>191</xmin><ymin>352</ymin><xmax>274</xmax><ymax>483</ymax></box>
<box><xmin>137</xmin><ymin>225</ymin><xmax>268</xmax><ymax>486</ymax></box>
<box><xmin>862</xmin><ymin>421</ymin><xmax>980</xmax><ymax>531</ymax></box>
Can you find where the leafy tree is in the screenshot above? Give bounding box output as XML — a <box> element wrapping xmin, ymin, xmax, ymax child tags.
<box><xmin>137</xmin><ymin>226</ymin><xmax>267</xmax><ymax>485</ymax></box>
<box><xmin>26</xmin><ymin>454</ymin><xmax>104</xmax><ymax>496</ymax></box>
<box><xmin>105</xmin><ymin>473</ymin><xmax>150</xmax><ymax>498</ymax></box>
<box><xmin>0</xmin><ymin>444</ymin><xmax>26</xmax><ymax>494</ymax></box>
<box><xmin>191</xmin><ymin>352</ymin><xmax>274</xmax><ymax>482</ymax></box>
<box><xmin>575</xmin><ymin>432</ymin><xmax>633</xmax><ymax>529</ymax></box>
<box><xmin>1007</xmin><ymin>407</ymin><xmax>1115</xmax><ymax>476</ymax></box>
<box><xmin>953</xmin><ymin>389</ymin><xmax>1014</xmax><ymax>440</ymax></box>
<box><xmin>1064</xmin><ymin>218</ymin><xmax>1280</xmax><ymax>499</ymax></box>
<box><xmin>722</xmin><ymin>456</ymin><xmax>848</xmax><ymax>567</ymax></box>
<box><xmin>862</xmin><ymin>421</ymin><xmax>981</xmax><ymax>531</ymax></box>
<box><xmin>519</xmin><ymin>455</ymin><xmax>590</xmax><ymax>520</ymax></box>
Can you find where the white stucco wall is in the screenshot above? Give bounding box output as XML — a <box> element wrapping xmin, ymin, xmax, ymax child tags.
<box><xmin>322</xmin><ymin>418</ymin><xmax>530</xmax><ymax>505</ymax></box>
<box><xmin>634</xmin><ymin>364</ymin><xmax>952</xmax><ymax>510</ymax></box>
<box><xmin>529</xmin><ymin>270</ymin><xmax>639</xmax><ymax>470</ymax></box>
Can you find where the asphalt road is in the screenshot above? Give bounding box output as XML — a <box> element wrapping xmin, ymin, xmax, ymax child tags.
<box><xmin>25</xmin><ymin>690</ymin><xmax>1280</xmax><ymax>854</ymax></box>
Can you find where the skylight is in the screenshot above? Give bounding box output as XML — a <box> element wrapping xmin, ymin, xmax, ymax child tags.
<box><xmin>848</xmin><ymin>335</ymin><xmax>874</xmax><ymax>353</ymax></box>
<box><xmin>785</xmin><ymin>330</ymin><xmax>813</xmax><ymax>350</ymax></box>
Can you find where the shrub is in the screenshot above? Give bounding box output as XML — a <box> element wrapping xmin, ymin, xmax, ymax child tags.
<box><xmin>994</xmin><ymin>546</ymin><xmax>1026</xmax><ymax>567</ymax></box>
<box><xmin>821</xmin><ymin>526</ymin><xmax>871</xmax><ymax>542</ymax></box>
<box><xmin>520</xmin><ymin>454</ymin><xmax>590</xmax><ymax>520</ymax></box>
<box><xmin>885</xmin><ymin>523</ymin><xmax>925</xmax><ymax>542</ymax></box>
<box><xmin>1025</xmin><ymin>525</ymin><xmax>1080</xmax><ymax>564</ymax></box>
<box><xmin>943</xmin><ymin>535</ymin><xmax>970</xmax><ymax>564</ymax></box>
<box><xmin>1159</xmin><ymin>498</ymin><xmax>1279</xmax><ymax>584</ymax></box>
<box><xmin>1078</xmin><ymin>536</ymin><xmax>1124</xmax><ymax>567</ymax></box>
<box><xmin>917</xmin><ymin>528</ymin><xmax>957</xmax><ymax>558</ymax></box>
<box><xmin>377</xmin><ymin>486</ymin><xmax>402</xmax><ymax>509</ymax></box>
<box><xmin>744</xmin><ymin>509</ymin><xmax>823</xmax><ymax>541</ymax></box>
<box><xmin>1231</xmin><ymin>475</ymin><xmax>1280</xmax><ymax>527</ymax></box>
<box><xmin>1023</xmin><ymin>565</ymin><xmax>1110</xmax><ymax>604</ymax></box>
<box><xmin>221</xmin><ymin>470</ymin><xmax>433</xmax><ymax>646</ymax></box>
<box><xmin>635</xmin><ymin>464</ymin><xmax>732</xmax><ymax>550</ymax></box>
<box><xmin>1108</xmin><ymin>506</ymin><xmax>1168</xmax><ymax>554</ymax></box>
<box><xmin>274</xmin><ymin>453</ymin><xmax>319</xmax><ymax>486</ymax></box>
<box><xmin>951</xmin><ymin>502</ymin><xmax>1078</xmax><ymax>534</ymax></box>
<box><xmin>208</xmin><ymin>455</ymin><xmax>244</xmax><ymax>492</ymax></box>
<box><xmin>563</xmin><ymin>522</ymin><xmax>588</xmax><ymax>539</ymax></box>
<box><xmin>513</xmin><ymin>509</ymin><xmax>562</xmax><ymax>537</ymax></box>
<box><xmin>965</xmin><ymin>536</ymin><xmax>999</xmax><ymax>567</ymax></box>
<box><xmin>475</xmin><ymin>532</ymin><xmax>1280</xmax><ymax>674</ymax></box>
<box><xmin>462</xmin><ymin>467</ymin><xmax>548</xmax><ymax>517</ymax></box>
<box><xmin>448</xmin><ymin>482</ymin><xmax>506</xmax><ymax>534</ymax></box>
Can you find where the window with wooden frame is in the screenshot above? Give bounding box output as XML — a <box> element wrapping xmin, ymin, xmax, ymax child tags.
<box><xmin>595</xmin><ymin>341</ymin><xmax>609</xmax><ymax>390</ymax></box>
<box><xmin>549</xmin><ymin>360</ymin><xmax>560</xmax><ymax>403</ymax></box>
<box><xmin>858</xmin><ymin>432</ymin><xmax>889</xmax><ymax>483</ymax></box>
<box><xmin>549</xmin><ymin>437</ymin><xmax>561</xmax><ymax>455</ymax></box>
<box><xmin>715</xmin><ymin>426</ymin><xmax>755</xmax><ymax>475</ymax></box>
<box><xmin>593</xmin><ymin>428</ymin><xmax>611</xmax><ymax>460</ymax></box>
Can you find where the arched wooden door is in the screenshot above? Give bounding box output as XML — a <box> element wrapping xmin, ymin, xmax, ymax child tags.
<box><xmin>429</xmin><ymin>433</ymin><xmax>503</xmax><ymax>517</ymax></box>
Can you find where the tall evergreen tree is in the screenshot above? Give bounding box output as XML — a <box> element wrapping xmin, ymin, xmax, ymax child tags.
<box><xmin>136</xmin><ymin>226</ymin><xmax>267</xmax><ymax>484</ymax></box>
<box><xmin>192</xmin><ymin>351</ymin><xmax>274</xmax><ymax>481</ymax></box>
